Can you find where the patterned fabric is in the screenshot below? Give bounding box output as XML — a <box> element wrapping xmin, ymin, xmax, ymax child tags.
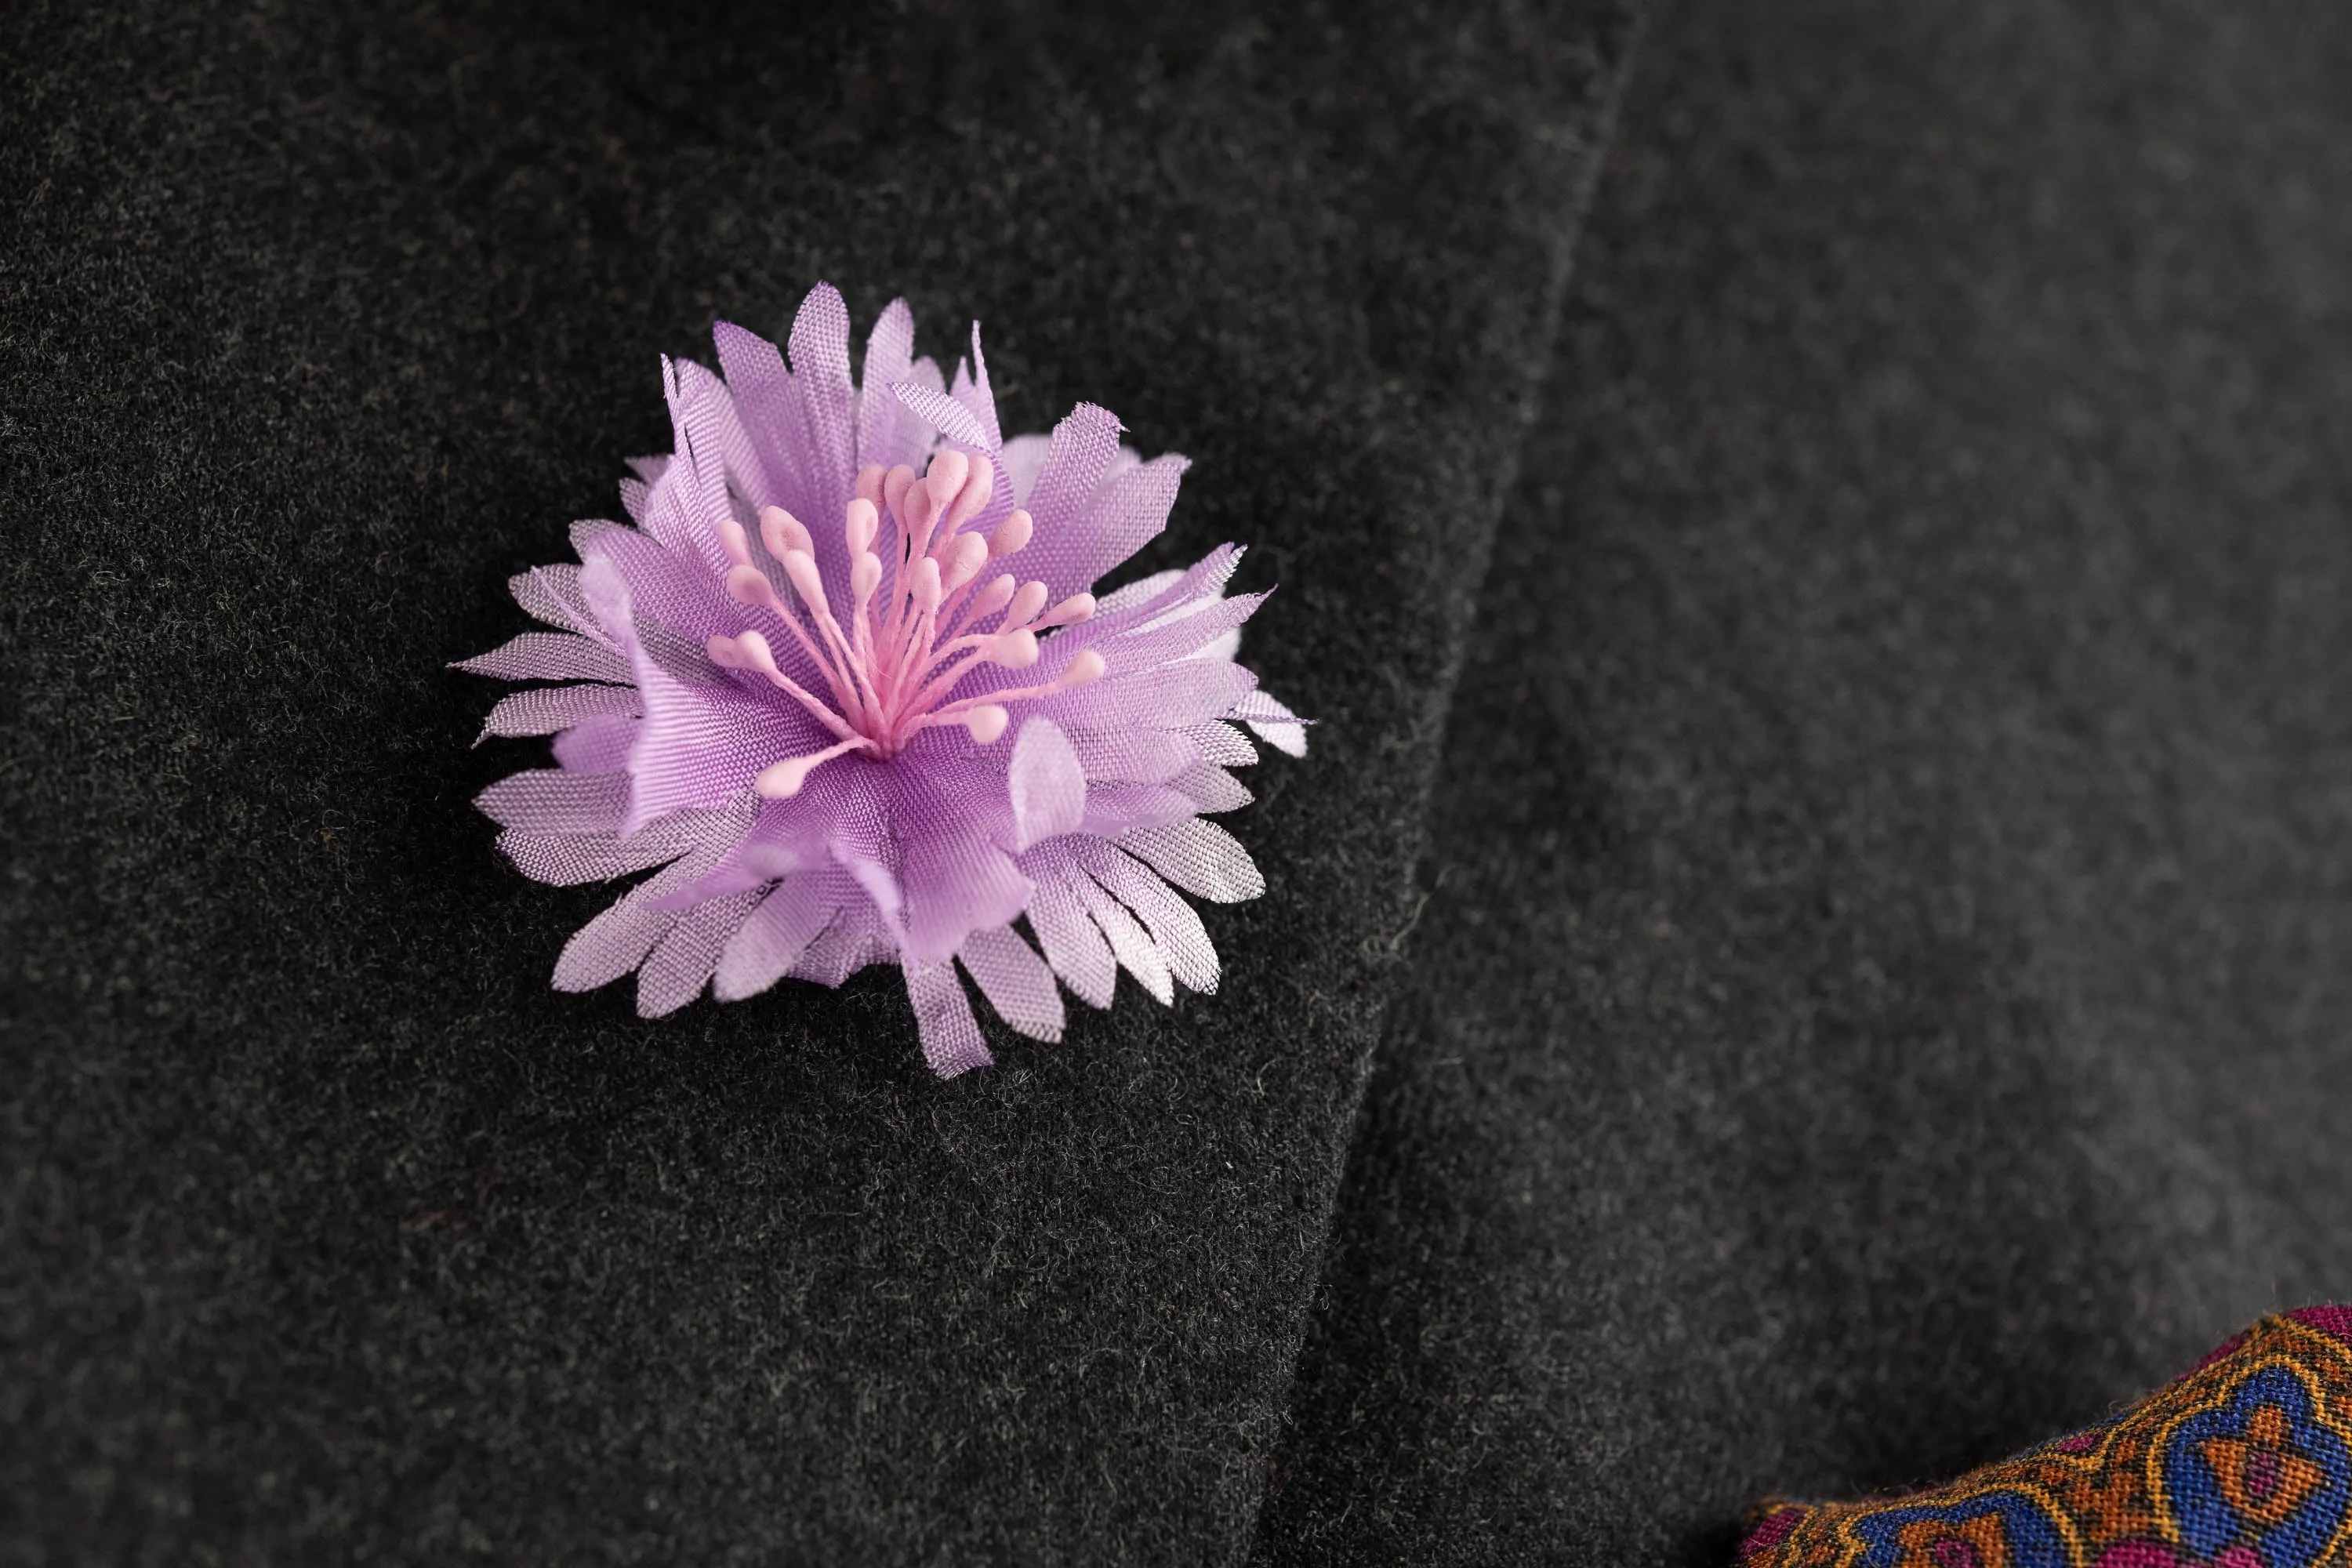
<box><xmin>1739</xmin><ymin>1307</ymin><xmax>2352</xmax><ymax>1568</ymax></box>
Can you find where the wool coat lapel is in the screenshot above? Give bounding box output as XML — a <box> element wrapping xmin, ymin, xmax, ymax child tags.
<box><xmin>0</xmin><ymin>0</ymin><xmax>1639</xmax><ymax>1558</ymax></box>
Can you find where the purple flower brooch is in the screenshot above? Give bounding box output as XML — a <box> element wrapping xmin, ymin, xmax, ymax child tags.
<box><xmin>460</xmin><ymin>283</ymin><xmax>1304</xmax><ymax>1076</ymax></box>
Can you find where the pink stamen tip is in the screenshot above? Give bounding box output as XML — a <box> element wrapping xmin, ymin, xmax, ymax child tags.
<box><xmin>1005</xmin><ymin>580</ymin><xmax>1049</xmax><ymax>629</ymax></box>
<box><xmin>754</xmin><ymin>737</ymin><xmax>865</xmax><ymax>800</ymax></box>
<box><xmin>925</xmin><ymin>450</ymin><xmax>971</xmax><ymax>508</ymax></box>
<box><xmin>1036</xmin><ymin>591</ymin><xmax>1096</xmax><ymax>630</ymax></box>
<box><xmin>715</xmin><ymin>515</ymin><xmax>754</xmax><ymax>568</ymax></box>
<box><xmin>735</xmin><ymin>629</ymin><xmax>781</xmax><ymax>677</ymax></box>
<box><xmin>941</xmin><ymin>532</ymin><xmax>989</xmax><ymax>594</ymax></box>
<box><xmin>760</xmin><ymin>505</ymin><xmax>811</xmax><ymax>559</ymax></box>
<box><xmin>989</xmin><ymin>508</ymin><xmax>1033</xmax><ymax>557</ymax></box>
<box><xmin>944</xmin><ymin>458</ymin><xmax>993</xmax><ymax>529</ymax></box>
<box><xmin>972</xmin><ymin>574</ymin><xmax>1017</xmax><ymax>619</ymax></box>
<box><xmin>713</xmin><ymin>470</ymin><xmax>1109</xmax><ymax>764</ymax></box>
<box><xmin>781</xmin><ymin>550</ymin><xmax>829</xmax><ymax>615</ymax></box>
<box><xmin>727</xmin><ymin>563</ymin><xmax>782</xmax><ymax>611</ymax></box>
<box><xmin>844</xmin><ymin>498</ymin><xmax>880</xmax><ymax>555</ymax></box>
<box><xmin>905</xmin><ymin>475</ymin><xmax>941</xmax><ymax>532</ymax></box>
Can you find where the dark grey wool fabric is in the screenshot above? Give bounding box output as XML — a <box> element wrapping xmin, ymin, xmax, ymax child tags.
<box><xmin>0</xmin><ymin>0</ymin><xmax>1641</xmax><ymax>1561</ymax></box>
<box><xmin>1259</xmin><ymin>0</ymin><xmax>2352</xmax><ymax>1563</ymax></box>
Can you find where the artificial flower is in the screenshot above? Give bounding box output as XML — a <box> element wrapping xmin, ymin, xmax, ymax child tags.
<box><xmin>459</xmin><ymin>283</ymin><xmax>1304</xmax><ymax>1075</ymax></box>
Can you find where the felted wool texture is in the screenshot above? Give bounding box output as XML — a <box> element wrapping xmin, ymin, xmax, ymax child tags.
<box><xmin>1257</xmin><ymin>1</ymin><xmax>2352</xmax><ymax>1563</ymax></box>
<box><xmin>0</xmin><ymin>1</ymin><xmax>1639</xmax><ymax>1563</ymax></box>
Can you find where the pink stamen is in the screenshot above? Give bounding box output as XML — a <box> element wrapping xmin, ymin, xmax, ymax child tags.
<box><xmin>760</xmin><ymin>505</ymin><xmax>811</xmax><ymax>559</ymax></box>
<box><xmin>1033</xmin><ymin>592</ymin><xmax>1096</xmax><ymax>631</ymax></box>
<box><xmin>715</xmin><ymin>514</ymin><xmax>754</xmax><ymax>567</ymax></box>
<box><xmin>881</xmin><ymin>465</ymin><xmax>915</xmax><ymax>525</ymax></box>
<box><xmin>756</xmin><ymin>736</ymin><xmax>869</xmax><ymax>799</ymax></box>
<box><xmin>707</xmin><ymin>630</ymin><xmax>866</xmax><ymax>746</ymax></box>
<box><xmin>1002</xmin><ymin>579</ymin><xmax>1050</xmax><ymax>630</ymax></box>
<box><xmin>717</xmin><ymin>453</ymin><xmax>1112</xmax><ymax>789</ymax></box>
<box><xmin>989</xmin><ymin>508</ymin><xmax>1033</xmax><ymax>557</ymax></box>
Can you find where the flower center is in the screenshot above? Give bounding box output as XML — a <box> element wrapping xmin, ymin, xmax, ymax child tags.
<box><xmin>705</xmin><ymin>451</ymin><xmax>1106</xmax><ymax>798</ymax></box>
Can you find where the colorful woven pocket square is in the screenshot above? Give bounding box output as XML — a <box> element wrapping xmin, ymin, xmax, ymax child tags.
<box><xmin>1739</xmin><ymin>1307</ymin><xmax>2352</xmax><ymax>1568</ymax></box>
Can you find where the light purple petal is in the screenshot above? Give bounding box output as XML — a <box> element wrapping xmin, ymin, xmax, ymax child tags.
<box><xmin>1023</xmin><ymin>867</ymin><xmax>1116</xmax><ymax>1008</ymax></box>
<box><xmin>506</xmin><ymin>829</ymin><xmax>680</xmax><ymax>887</ymax></box>
<box><xmin>577</xmin><ymin>553</ymin><xmax>821</xmax><ymax>833</ymax></box>
<box><xmin>1077</xmin><ymin>782</ymin><xmax>1201</xmax><ymax>840</ymax></box>
<box><xmin>1064</xmin><ymin>726</ymin><xmax>1199</xmax><ymax>786</ymax></box>
<box><xmin>856</xmin><ymin>299</ymin><xmax>928</xmax><ymax>473</ymax></box>
<box><xmin>475</xmin><ymin>770</ymin><xmax>630</xmax><ymax>833</ymax></box>
<box><xmin>580</xmin><ymin>526</ymin><xmax>735</xmax><ymax>644</ymax></box>
<box><xmin>1247</xmin><ymin>719</ymin><xmax>1309</xmax><ymax>758</ymax></box>
<box><xmin>548</xmin><ymin>819</ymin><xmax>751</xmax><ymax>989</ymax></box>
<box><xmin>1116</xmin><ymin>818</ymin><xmax>1265</xmax><ymax>903</ymax></box>
<box><xmin>1093</xmin><ymin>568</ymin><xmax>1185</xmax><ymax>616</ymax></box>
<box><xmin>509</xmin><ymin>564</ymin><xmax>599</xmax><ymax>635</ymax></box>
<box><xmin>553</xmin><ymin>895</ymin><xmax>673</xmax><ymax>993</ymax></box>
<box><xmin>1232</xmin><ymin>691</ymin><xmax>1311</xmax><ymax>757</ymax></box>
<box><xmin>1070</xmin><ymin>871</ymin><xmax>1173</xmax><ymax>1005</ymax></box>
<box><xmin>1183</xmin><ymin>721</ymin><xmax>1258</xmax><ymax>768</ymax></box>
<box><xmin>478</xmin><ymin>683</ymin><xmax>641</xmax><ymax>741</ymax></box>
<box><xmin>789</xmin><ymin>902</ymin><xmax>895</xmax><ymax>986</ymax></box>
<box><xmin>1229</xmin><ymin>691</ymin><xmax>1298</xmax><ymax>720</ymax></box>
<box><xmin>904</xmin><ymin>960</ymin><xmax>993</xmax><ymax>1077</ymax></box>
<box><xmin>619</xmin><ymin>652</ymin><xmax>812</xmax><ymax>833</ymax></box>
<box><xmin>1232</xmin><ymin>691</ymin><xmax>1308</xmax><ymax>757</ymax></box>
<box><xmin>1023</xmin><ymin>453</ymin><xmax>1189</xmax><ymax>601</ymax></box>
<box><xmin>787</xmin><ymin>283</ymin><xmax>859</xmax><ymax>584</ymax></box>
<box><xmin>637</xmin><ymin>889</ymin><xmax>762</xmax><ymax>1017</ymax></box>
<box><xmin>1099</xmin><ymin>591</ymin><xmax>1269</xmax><ymax>670</ymax></box>
<box><xmin>1192</xmin><ymin>628</ymin><xmax>1243</xmax><ymax>663</ymax></box>
<box><xmin>900</xmin><ymin>829</ymin><xmax>1030</xmax><ymax>968</ymax></box>
<box><xmin>713</xmin><ymin>873</ymin><xmax>844</xmax><ymax>1002</ymax></box>
<box><xmin>1008</xmin><ymin>716</ymin><xmax>1087</xmax><ymax>850</ymax></box>
<box><xmin>947</xmin><ymin>322</ymin><xmax>1004</xmax><ymax>452</ymax></box>
<box><xmin>660</xmin><ymin>357</ymin><xmax>759</xmax><ymax>579</ymax></box>
<box><xmin>891</xmin><ymin>380</ymin><xmax>994</xmax><ymax>452</ymax></box>
<box><xmin>619</xmin><ymin>476</ymin><xmax>655</xmax><ymax>525</ymax></box>
<box><xmin>712</xmin><ymin>321</ymin><xmax>800</xmax><ymax>516</ymax></box>
<box><xmin>1170</xmin><ymin>764</ymin><xmax>1253</xmax><ymax>815</ymax></box>
<box><xmin>456</xmin><ymin>632</ymin><xmax>633</xmax><ymax>684</ymax></box>
<box><xmin>999</xmin><ymin>433</ymin><xmax>1051</xmax><ymax>506</ymax></box>
<box><xmin>1077</xmin><ymin>842</ymin><xmax>1218</xmax><ymax>996</ymax></box>
<box><xmin>505</xmin><ymin>799</ymin><xmax>749</xmax><ymax>888</ymax></box>
<box><xmin>1062</xmin><ymin>544</ymin><xmax>1243</xmax><ymax>646</ymax></box>
<box><xmin>552</xmin><ymin>714</ymin><xmax>638</xmax><ymax>772</ymax></box>
<box><xmin>1010</xmin><ymin>404</ymin><xmax>1123</xmax><ymax>566</ymax></box>
<box><xmin>570</xmin><ymin>517</ymin><xmax>625</xmax><ymax>557</ymax></box>
<box><xmin>1047</xmin><ymin>658</ymin><xmax>1253</xmax><ymax>731</ymax></box>
<box><xmin>958</xmin><ymin>924</ymin><xmax>1064</xmax><ymax>1044</ymax></box>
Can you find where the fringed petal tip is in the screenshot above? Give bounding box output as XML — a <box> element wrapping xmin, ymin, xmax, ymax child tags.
<box><xmin>463</xmin><ymin>281</ymin><xmax>1305</xmax><ymax>1078</ymax></box>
